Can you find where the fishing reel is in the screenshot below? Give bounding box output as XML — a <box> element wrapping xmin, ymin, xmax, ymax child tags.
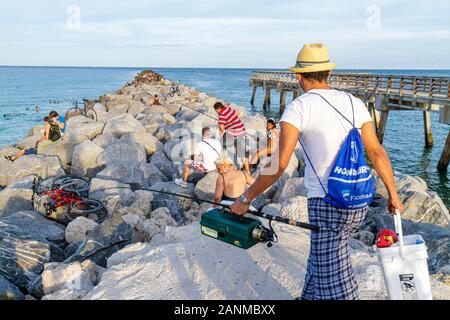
<box><xmin>252</xmin><ymin>219</ymin><xmax>278</xmax><ymax>248</ymax></box>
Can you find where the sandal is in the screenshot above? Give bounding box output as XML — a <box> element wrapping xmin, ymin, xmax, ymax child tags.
<box><xmin>4</xmin><ymin>155</ymin><xmax>14</xmax><ymax>162</ymax></box>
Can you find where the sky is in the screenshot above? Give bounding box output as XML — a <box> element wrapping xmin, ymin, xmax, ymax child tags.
<box><xmin>0</xmin><ymin>0</ymin><xmax>449</xmax><ymax>69</ymax></box>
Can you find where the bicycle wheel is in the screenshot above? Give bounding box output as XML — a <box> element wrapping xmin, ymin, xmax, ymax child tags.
<box><xmin>65</xmin><ymin>107</ymin><xmax>82</xmax><ymax>121</ymax></box>
<box><xmin>85</xmin><ymin>108</ymin><xmax>97</xmax><ymax>121</ymax></box>
<box><xmin>68</xmin><ymin>199</ymin><xmax>107</xmax><ymax>223</ymax></box>
<box><xmin>53</xmin><ymin>175</ymin><xmax>90</xmax><ymax>193</ymax></box>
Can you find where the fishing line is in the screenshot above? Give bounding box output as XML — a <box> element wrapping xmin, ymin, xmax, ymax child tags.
<box><xmin>92</xmin><ymin>186</ymin><xmax>320</xmax><ymax>232</ymax></box>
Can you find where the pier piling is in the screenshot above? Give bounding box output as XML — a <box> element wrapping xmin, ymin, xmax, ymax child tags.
<box><xmin>438</xmin><ymin>131</ymin><xmax>450</xmax><ymax>172</ymax></box>
<box><xmin>423</xmin><ymin>110</ymin><xmax>434</xmax><ymax>148</ymax></box>
<box><xmin>280</xmin><ymin>91</ymin><xmax>287</xmax><ymax>115</ymax></box>
<box><xmin>250</xmin><ymin>86</ymin><xmax>257</xmax><ymax>105</ymax></box>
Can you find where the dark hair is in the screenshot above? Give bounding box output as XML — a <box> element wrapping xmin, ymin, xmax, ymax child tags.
<box><xmin>213</xmin><ymin>102</ymin><xmax>224</xmax><ymax>110</ymax></box>
<box><xmin>267</xmin><ymin>118</ymin><xmax>276</xmax><ymax>127</ymax></box>
<box><xmin>49</xmin><ymin>111</ymin><xmax>59</xmax><ymax>118</ymax></box>
<box><xmin>43</xmin><ymin>116</ymin><xmax>50</xmax><ymax>123</ymax></box>
<box><xmin>202</xmin><ymin>127</ymin><xmax>210</xmax><ymax>136</ymax></box>
<box><xmin>302</xmin><ymin>70</ymin><xmax>330</xmax><ymax>82</ymax></box>
<box><xmin>154</xmin><ymin>95</ymin><xmax>159</xmax><ymax>98</ymax></box>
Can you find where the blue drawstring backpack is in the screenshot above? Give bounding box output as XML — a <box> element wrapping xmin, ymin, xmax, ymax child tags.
<box><xmin>299</xmin><ymin>92</ymin><xmax>375</xmax><ymax>209</ymax></box>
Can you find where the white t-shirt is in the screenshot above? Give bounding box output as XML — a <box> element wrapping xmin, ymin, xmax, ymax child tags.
<box><xmin>195</xmin><ymin>138</ymin><xmax>222</xmax><ymax>171</ymax></box>
<box><xmin>280</xmin><ymin>89</ymin><xmax>373</xmax><ymax>198</ymax></box>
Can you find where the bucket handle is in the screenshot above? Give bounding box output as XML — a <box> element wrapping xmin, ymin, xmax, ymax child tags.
<box><xmin>393</xmin><ymin>210</ymin><xmax>404</xmax><ymax>259</ymax></box>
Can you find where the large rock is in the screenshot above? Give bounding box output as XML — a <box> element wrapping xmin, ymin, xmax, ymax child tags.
<box><xmin>374</xmin><ymin>172</ymin><xmax>449</xmax><ymax>227</ymax></box>
<box><xmin>0</xmin><ymin>176</ymin><xmax>34</xmax><ymax>217</ymax></box>
<box><xmin>120</xmin><ymin>131</ymin><xmax>162</xmax><ymax>157</ymax></box>
<box><xmin>71</xmin><ymin>140</ymin><xmax>104</xmax><ymax>178</ymax></box>
<box><xmin>40</xmin><ymin>260</ymin><xmax>104</xmax><ymax>297</ymax></box>
<box><xmin>92</xmin><ymin>134</ymin><xmax>119</xmax><ymax>149</ymax></box>
<box><xmin>273</xmin><ymin>177</ymin><xmax>308</xmax><ymax>204</ymax></box>
<box><xmin>1</xmin><ymin>210</ymin><xmax>66</xmax><ymax>244</ymax></box>
<box><xmin>102</xmin><ymin>114</ymin><xmax>145</xmax><ymax>138</ymax></box>
<box><xmin>279</xmin><ymin>196</ymin><xmax>309</xmax><ymax>222</ymax></box>
<box><xmin>127</xmin><ymin>101</ymin><xmax>146</xmax><ymax>116</ymax></box>
<box><xmin>151</xmin><ymin>182</ymin><xmax>195</xmax><ymax>223</ymax></box>
<box><xmin>149</xmin><ymin>151</ymin><xmax>177</xmax><ymax>179</ymax></box>
<box><xmin>64</xmin><ymin>210</ymin><xmax>133</xmax><ymax>267</ymax></box>
<box><xmin>82</xmin><ymin>223</ymin><xmax>450</xmax><ymax>300</ymax></box>
<box><xmin>194</xmin><ymin>171</ymin><xmax>219</xmax><ymax>202</ymax></box>
<box><xmin>96</xmin><ymin>163</ymin><xmax>149</xmax><ymax>188</ymax></box>
<box><xmin>122</xmin><ymin>207</ymin><xmax>176</xmax><ymax>242</ymax></box>
<box><xmin>0</xmin><ymin>275</ymin><xmax>25</xmax><ymax>300</ymax></box>
<box><xmin>146</xmin><ymin>163</ymin><xmax>169</xmax><ymax>185</ymax></box>
<box><xmin>0</xmin><ymin>220</ymin><xmax>65</xmax><ymax>289</ymax></box>
<box><xmin>97</xmin><ymin>141</ymin><xmax>146</xmax><ymax>168</ymax></box>
<box><xmin>65</xmin><ymin>217</ymin><xmax>99</xmax><ymax>244</ymax></box>
<box><xmin>16</xmin><ymin>134</ymin><xmax>41</xmax><ymax>150</ymax></box>
<box><xmin>67</xmin><ymin>122</ymin><xmax>105</xmax><ymax>140</ymax></box>
<box><xmin>41</xmin><ymin>133</ymin><xmax>88</xmax><ymax>165</ymax></box>
<box><xmin>89</xmin><ymin>178</ymin><xmax>135</xmax><ymax>207</ymax></box>
<box><xmin>1</xmin><ymin>154</ymin><xmax>65</xmax><ymax>187</ymax></box>
<box><xmin>130</xmin><ymin>190</ymin><xmax>154</xmax><ymax>216</ymax></box>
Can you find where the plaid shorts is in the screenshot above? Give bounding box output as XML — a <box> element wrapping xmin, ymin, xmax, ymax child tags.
<box><xmin>301</xmin><ymin>198</ymin><xmax>368</xmax><ymax>300</ymax></box>
<box><xmin>191</xmin><ymin>161</ymin><xmax>208</xmax><ymax>173</ymax></box>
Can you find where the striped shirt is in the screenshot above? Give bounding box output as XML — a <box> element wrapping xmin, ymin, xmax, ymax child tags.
<box><xmin>218</xmin><ymin>106</ymin><xmax>246</xmax><ymax>137</ymax></box>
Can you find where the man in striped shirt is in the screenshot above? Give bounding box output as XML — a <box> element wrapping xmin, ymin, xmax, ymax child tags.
<box><xmin>214</xmin><ymin>102</ymin><xmax>250</xmax><ymax>174</ymax></box>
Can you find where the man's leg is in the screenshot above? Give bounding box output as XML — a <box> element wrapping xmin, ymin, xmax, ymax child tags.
<box><xmin>182</xmin><ymin>160</ymin><xmax>192</xmax><ymax>182</ymax></box>
<box><xmin>11</xmin><ymin>150</ymin><xmax>25</xmax><ymax>161</ymax></box>
<box><xmin>302</xmin><ymin>198</ymin><xmax>367</xmax><ymax>300</ymax></box>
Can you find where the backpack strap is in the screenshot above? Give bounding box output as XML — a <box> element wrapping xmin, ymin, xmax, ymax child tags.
<box><xmin>298</xmin><ymin>92</ymin><xmax>356</xmax><ymax>196</ymax></box>
<box><xmin>202</xmin><ymin>140</ymin><xmax>221</xmax><ymax>157</ymax></box>
<box><xmin>308</xmin><ymin>92</ymin><xmax>355</xmax><ymax>128</ymax></box>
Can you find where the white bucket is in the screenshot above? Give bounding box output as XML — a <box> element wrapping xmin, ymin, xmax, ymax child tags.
<box><xmin>375</xmin><ymin>211</ymin><xmax>433</xmax><ymax>300</ymax></box>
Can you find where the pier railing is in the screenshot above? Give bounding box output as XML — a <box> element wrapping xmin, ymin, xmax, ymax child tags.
<box><xmin>249</xmin><ymin>70</ymin><xmax>450</xmax><ymax>172</ymax></box>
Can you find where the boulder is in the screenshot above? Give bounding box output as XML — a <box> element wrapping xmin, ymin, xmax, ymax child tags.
<box><xmin>97</xmin><ymin>141</ymin><xmax>146</xmax><ymax>168</ymax></box>
<box><xmin>66</xmin><ymin>121</ymin><xmax>105</xmax><ymax>140</ymax></box>
<box><xmin>279</xmin><ymin>196</ymin><xmax>309</xmax><ymax>222</ymax></box>
<box><xmin>0</xmin><ymin>275</ymin><xmax>25</xmax><ymax>300</ymax></box>
<box><xmin>93</xmin><ymin>103</ymin><xmax>112</xmax><ymax>123</ymax></box>
<box><xmin>0</xmin><ymin>176</ymin><xmax>34</xmax><ymax>217</ymax></box>
<box><xmin>122</xmin><ymin>207</ymin><xmax>176</xmax><ymax>243</ymax></box>
<box><xmin>40</xmin><ymin>260</ymin><xmax>104</xmax><ymax>296</ymax></box>
<box><xmin>16</xmin><ymin>134</ymin><xmax>41</xmax><ymax>150</ymax></box>
<box><xmin>164</xmin><ymin>104</ymin><xmax>181</xmax><ymax>115</ymax></box>
<box><xmin>41</xmin><ymin>133</ymin><xmax>88</xmax><ymax>165</ymax></box>
<box><xmin>64</xmin><ymin>210</ymin><xmax>133</xmax><ymax>267</ymax></box>
<box><xmin>146</xmin><ymin>163</ymin><xmax>169</xmax><ymax>185</ymax></box>
<box><xmin>120</xmin><ymin>131</ymin><xmax>162</xmax><ymax>157</ymax></box>
<box><xmin>71</xmin><ymin>140</ymin><xmax>104</xmax><ymax>178</ymax></box>
<box><xmin>28</xmin><ymin>124</ymin><xmax>45</xmax><ymax>137</ymax></box>
<box><xmin>42</xmin><ymin>288</ymin><xmax>88</xmax><ymax>300</ymax></box>
<box><xmin>0</xmin><ymin>220</ymin><xmax>65</xmax><ymax>289</ymax></box>
<box><xmin>273</xmin><ymin>177</ymin><xmax>308</xmax><ymax>204</ymax></box>
<box><xmin>130</xmin><ymin>190</ymin><xmax>154</xmax><ymax>216</ymax></box>
<box><xmin>102</xmin><ymin>114</ymin><xmax>145</xmax><ymax>138</ymax></box>
<box><xmin>151</xmin><ymin>182</ymin><xmax>195</xmax><ymax>223</ymax></box>
<box><xmin>96</xmin><ymin>163</ymin><xmax>149</xmax><ymax>188</ymax></box>
<box><xmin>194</xmin><ymin>171</ymin><xmax>219</xmax><ymax>202</ymax></box>
<box><xmin>1</xmin><ymin>154</ymin><xmax>65</xmax><ymax>187</ymax></box>
<box><xmin>92</xmin><ymin>134</ymin><xmax>118</xmax><ymax>149</ymax></box>
<box><xmin>1</xmin><ymin>210</ymin><xmax>66</xmax><ymax>244</ymax></box>
<box><xmin>203</xmin><ymin>96</ymin><xmax>216</xmax><ymax>108</ymax></box>
<box><xmin>89</xmin><ymin>178</ymin><xmax>135</xmax><ymax>207</ymax></box>
<box><xmin>127</xmin><ymin>101</ymin><xmax>146</xmax><ymax>116</ymax></box>
<box><xmin>374</xmin><ymin>172</ymin><xmax>449</xmax><ymax>227</ymax></box>
<box><xmin>65</xmin><ymin>217</ymin><xmax>99</xmax><ymax>244</ymax></box>
<box><xmin>149</xmin><ymin>151</ymin><xmax>177</xmax><ymax>179</ymax></box>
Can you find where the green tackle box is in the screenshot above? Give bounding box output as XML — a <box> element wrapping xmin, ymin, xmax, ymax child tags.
<box><xmin>200</xmin><ymin>208</ymin><xmax>262</xmax><ymax>249</ymax></box>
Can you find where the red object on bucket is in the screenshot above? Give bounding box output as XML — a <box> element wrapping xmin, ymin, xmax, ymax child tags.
<box><xmin>376</xmin><ymin>229</ymin><xmax>398</xmax><ymax>248</ymax></box>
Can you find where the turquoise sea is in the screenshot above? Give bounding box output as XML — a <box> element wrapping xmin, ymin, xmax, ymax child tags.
<box><xmin>0</xmin><ymin>66</ymin><xmax>448</xmax><ymax>206</ymax></box>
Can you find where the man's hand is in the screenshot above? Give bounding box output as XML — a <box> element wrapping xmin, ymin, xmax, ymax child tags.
<box><xmin>230</xmin><ymin>197</ymin><xmax>250</xmax><ymax>216</ymax></box>
<box><xmin>387</xmin><ymin>194</ymin><xmax>404</xmax><ymax>215</ymax></box>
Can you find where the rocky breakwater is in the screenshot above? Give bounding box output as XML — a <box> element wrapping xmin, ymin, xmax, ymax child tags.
<box><xmin>0</xmin><ymin>70</ymin><xmax>449</xmax><ymax>300</ymax></box>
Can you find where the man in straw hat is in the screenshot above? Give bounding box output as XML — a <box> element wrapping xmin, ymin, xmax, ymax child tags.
<box><xmin>231</xmin><ymin>43</ymin><xmax>404</xmax><ymax>300</ymax></box>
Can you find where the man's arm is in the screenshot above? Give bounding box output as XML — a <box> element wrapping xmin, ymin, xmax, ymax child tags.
<box><xmin>230</xmin><ymin>122</ymin><xmax>299</xmax><ymax>215</ymax></box>
<box><xmin>214</xmin><ymin>175</ymin><xmax>224</xmax><ymax>207</ymax></box>
<box><xmin>218</xmin><ymin>124</ymin><xmax>225</xmax><ymax>137</ymax></box>
<box><xmin>361</xmin><ymin>122</ymin><xmax>404</xmax><ymax>214</ymax></box>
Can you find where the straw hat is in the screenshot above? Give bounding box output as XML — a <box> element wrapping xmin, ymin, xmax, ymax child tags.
<box><xmin>288</xmin><ymin>43</ymin><xmax>336</xmax><ymax>73</ymax></box>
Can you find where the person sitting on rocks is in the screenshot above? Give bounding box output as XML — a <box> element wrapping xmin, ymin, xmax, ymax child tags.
<box><xmin>4</xmin><ymin>117</ymin><xmax>50</xmax><ymax>161</ymax></box>
<box><xmin>175</xmin><ymin>127</ymin><xmax>222</xmax><ymax>188</ymax></box>
<box><xmin>153</xmin><ymin>95</ymin><xmax>162</xmax><ymax>106</ymax></box>
<box><xmin>37</xmin><ymin>111</ymin><xmax>64</xmax><ymax>154</ymax></box>
<box><xmin>250</xmin><ymin>118</ymin><xmax>280</xmax><ymax>171</ymax></box>
<box><xmin>214</xmin><ymin>154</ymin><xmax>255</xmax><ymax>204</ymax></box>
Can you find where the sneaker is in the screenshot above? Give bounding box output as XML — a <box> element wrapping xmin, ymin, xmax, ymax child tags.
<box><xmin>174</xmin><ymin>178</ymin><xmax>188</xmax><ymax>188</ymax></box>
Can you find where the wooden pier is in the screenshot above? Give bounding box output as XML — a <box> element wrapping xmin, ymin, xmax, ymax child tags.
<box><xmin>249</xmin><ymin>71</ymin><xmax>450</xmax><ymax>172</ymax></box>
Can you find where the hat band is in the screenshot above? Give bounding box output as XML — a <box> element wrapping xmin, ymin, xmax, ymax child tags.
<box><xmin>295</xmin><ymin>60</ymin><xmax>330</xmax><ymax>68</ymax></box>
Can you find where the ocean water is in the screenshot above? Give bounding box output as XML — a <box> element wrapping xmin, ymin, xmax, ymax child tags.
<box><xmin>0</xmin><ymin>66</ymin><xmax>448</xmax><ymax>206</ymax></box>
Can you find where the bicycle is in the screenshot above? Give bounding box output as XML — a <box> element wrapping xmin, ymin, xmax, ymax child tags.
<box><xmin>33</xmin><ymin>175</ymin><xmax>107</xmax><ymax>223</ymax></box>
<box><xmin>65</xmin><ymin>99</ymin><xmax>98</xmax><ymax>122</ymax></box>
<box><xmin>168</xmin><ymin>83</ymin><xmax>182</xmax><ymax>97</ymax></box>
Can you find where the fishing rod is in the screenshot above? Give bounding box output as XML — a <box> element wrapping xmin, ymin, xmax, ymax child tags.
<box><xmin>94</xmin><ymin>186</ymin><xmax>320</xmax><ymax>232</ymax></box>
